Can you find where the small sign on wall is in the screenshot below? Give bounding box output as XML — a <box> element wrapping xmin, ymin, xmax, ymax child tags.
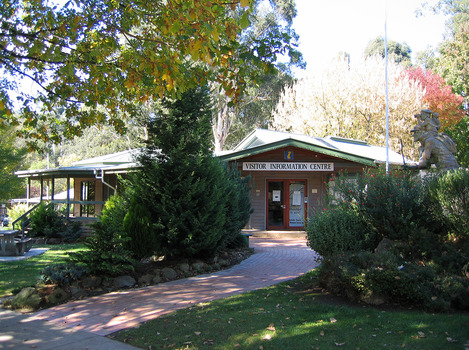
<box><xmin>284</xmin><ymin>151</ymin><xmax>294</xmax><ymax>160</ymax></box>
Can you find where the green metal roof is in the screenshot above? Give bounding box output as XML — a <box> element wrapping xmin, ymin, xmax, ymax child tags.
<box><xmin>218</xmin><ymin>129</ymin><xmax>410</xmax><ymax>167</ymax></box>
<box><xmin>219</xmin><ymin>138</ymin><xmax>377</xmax><ymax>166</ymax></box>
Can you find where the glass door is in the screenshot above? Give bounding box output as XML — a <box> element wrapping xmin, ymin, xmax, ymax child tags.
<box><xmin>267</xmin><ymin>181</ymin><xmax>284</xmax><ymax>228</ymax></box>
<box><xmin>289</xmin><ymin>181</ymin><xmax>306</xmax><ymax>228</ymax></box>
<box><xmin>80</xmin><ymin>181</ymin><xmax>95</xmax><ymax>217</ymax></box>
<box><xmin>267</xmin><ymin>180</ymin><xmax>307</xmax><ymax>230</ymax></box>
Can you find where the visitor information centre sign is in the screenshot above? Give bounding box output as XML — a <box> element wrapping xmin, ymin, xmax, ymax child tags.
<box><xmin>243</xmin><ymin>162</ymin><xmax>334</xmax><ymax>171</ymax></box>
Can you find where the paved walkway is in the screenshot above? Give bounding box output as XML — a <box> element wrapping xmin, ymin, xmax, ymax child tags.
<box><xmin>1</xmin><ymin>237</ymin><xmax>319</xmax><ymax>349</ymax></box>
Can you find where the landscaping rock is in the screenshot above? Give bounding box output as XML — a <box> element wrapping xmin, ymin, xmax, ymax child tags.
<box><xmin>47</xmin><ymin>287</ymin><xmax>71</xmax><ymax>305</ymax></box>
<box><xmin>218</xmin><ymin>258</ymin><xmax>230</xmax><ymax>267</ymax></box>
<box><xmin>375</xmin><ymin>238</ymin><xmax>395</xmax><ymax>253</ymax></box>
<box><xmin>161</xmin><ymin>267</ymin><xmax>178</xmax><ymax>280</ymax></box>
<box><xmin>152</xmin><ymin>275</ymin><xmax>162</xmax><ymax>284</ymax></box>
<box><xmin>11</xmin><ymin>287</ymin><xmax>42</xmax><ymax>311</ymax></box>
<box><xmin>82</xmin><ymin>276</ymin><xmax>102</xmax><ymax>289</ymax></box>
<box><xmin>45</xmin><ymin>238</ymin><xmax>62</xmax><ymax>245</ymax></box>
<box><xmin>138</xmin><ymin>274</ymin><xmax>154</xmax><ymax>286</ymax></box>
<box><xmin>70</xmin><ymin>286</ymin><xmax>87</xmax><ymax>299</ymax></box>
<box><xmin>113</xmin><ymin>275</ymin><xmax>136</xmax><ymax>289</ymax></box>
<box><xmin>33</xmin><ymin>238</ymin><xmax>46</xmax><ymax>245</ymax></box>
<box><xmin>178</xmin><ymin>263</ymin><xmax>190</xmax><ymax>273</ymax></box>
<box><xmin>101</xmin><ymin>278</ymin><xmax>114</xmax><ymax>288</ymax></box>
<box><xmin>191</xmin><ymin>261</ymin><xmax>208</xmax><ymax>273</ymax></box>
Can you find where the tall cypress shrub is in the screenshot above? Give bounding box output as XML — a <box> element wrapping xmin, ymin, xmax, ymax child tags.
<box><xmin>127</xmin><ymin>87</ymin><xmax>231</xmax><ymax>258</ymax></box>
<box><xmin>223</xmin><ymin>164</ymin><xmax>253</xmax><ymax>247</ymax></box>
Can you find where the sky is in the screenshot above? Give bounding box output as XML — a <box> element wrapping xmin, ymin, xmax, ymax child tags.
<box><xmin>291</xmin><ymin>0</ymin><xmax>449</xmax><ymax>76</ymax></box>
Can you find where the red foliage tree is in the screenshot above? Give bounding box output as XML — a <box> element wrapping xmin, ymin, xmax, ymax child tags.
<box><xmin>405</xmin><ymin>67</ymin><xmax>465</xmax><ymax>129</ymax></box>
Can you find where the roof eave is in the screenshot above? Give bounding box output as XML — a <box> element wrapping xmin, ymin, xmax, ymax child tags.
<box><xmin>219</xmin><ymin>139</ymin><xmax>377</xmax><ymax>167</ymax></box>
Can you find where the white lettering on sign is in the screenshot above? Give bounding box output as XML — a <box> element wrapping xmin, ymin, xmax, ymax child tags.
<box><xmin>242</xmin><ymin>162</ymin><xmax>334</xmax><ymax>172</ymax></box>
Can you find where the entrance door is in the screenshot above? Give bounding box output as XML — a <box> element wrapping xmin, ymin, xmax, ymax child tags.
<box><xmin>80</xmin><ymin>181</ymin><xmax>95</xmax><ymax>217</ymax></box>
<box><xmin>267</xmin><ymin>180</ymin><xmax>307</xmax><ymax>230</ymax></box>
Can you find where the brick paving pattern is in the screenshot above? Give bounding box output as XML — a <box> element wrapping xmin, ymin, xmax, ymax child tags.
<box><xmin>30</xmin><ymin>238</ymin><xmax>319</xmax><ymax>336</ymax></box>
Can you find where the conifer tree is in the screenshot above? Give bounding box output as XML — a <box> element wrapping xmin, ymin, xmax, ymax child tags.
<box><xmin>127</xmin><ymin>87</ymin><xmax>232</xmax><ymax>258</ymax></box>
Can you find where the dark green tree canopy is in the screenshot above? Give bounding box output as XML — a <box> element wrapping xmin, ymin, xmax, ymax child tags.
<box><xmin>123</xmin><ymin>87</ymin><xmax>251</xmax><ymax>259</ymax></box>
<box><xmin>0</xmin><ymin>125</ymin><xmax>26</xmax><ymax>201</ymax></box>
<box><xmin>364</xmin><ymin>36</ymin><xmax>412</xmax><ymax>65</ymax></box>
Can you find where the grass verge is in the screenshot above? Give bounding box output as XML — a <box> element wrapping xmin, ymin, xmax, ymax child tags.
<box><xmin>0</xmin><ymin>243</ymin><xmax>86</xmax><ymax>298</ymax></box>
<box><xmin>111</xmin><ymin>270</ymin><xmax>469</xmax><ymax>350</ymax></box>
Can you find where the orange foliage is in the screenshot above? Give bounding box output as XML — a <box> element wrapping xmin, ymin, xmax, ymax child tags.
<box><xmin>405</xmin><ymin>68</ymin><xmax>465</xmax><ymax>129</ymax></box>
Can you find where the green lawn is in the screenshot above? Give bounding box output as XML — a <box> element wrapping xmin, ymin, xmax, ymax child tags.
<box><xmin>0</xmin><ymin>243</ymin><xmax>86</xmax><ymax>298</ymax></box>
<box><xmin>112</xmin><ymin>271</ymin><xmax>469</xmax><ymax>350</ymax></box>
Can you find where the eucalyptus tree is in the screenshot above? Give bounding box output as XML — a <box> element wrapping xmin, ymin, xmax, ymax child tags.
<box><xmin>211</xmin><ymin>0</ymin><xmax>305</xmax><ymax>151</ymax></box>
<box><xmin>364</xmin><ymin>36</ymin><xmax>412</xmax><ymax>66</ymax></box>
<box><xmin>0</xmin><ymin>0</ymin><xmax>279</xmax><ymax>149</ymax></box>
<box><xmin>0</xmin><ymin>125</ymin><xmax>26</xmax><ymax>201</ymax></box>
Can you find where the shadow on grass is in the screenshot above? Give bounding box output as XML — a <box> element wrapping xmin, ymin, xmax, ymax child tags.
<box><xmin>111</xmin><ymin>271</ymin><xmax>469</xmax><ymax>350</ymax></box>
<box><xmin>0</xmin><ymin>244</ymin><xmax>86</xmax><ymax>298</ymax></box>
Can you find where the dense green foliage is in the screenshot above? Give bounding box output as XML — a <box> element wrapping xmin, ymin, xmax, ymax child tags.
<box><xmin>0</xmin><ymin>125</ymin><xmax>26</xmax><ymax>201</ymax></box>
<box><xmin>29</xmin><ymin>203</ymin><xmax>63</xmax><ymax>238</ymax></box>
<box><xmin>122</xmin><ymin>201</ymin><xmax>156</xmax><ymax>260</ymax></box>
<box><xmin>307</xmin><ymin>169</ymin><xmax>469</xmax><ymax>311</ymax></box>
<box><xmin>68</xmin><ymin>221</ymin><xmax>135</xmax><ymax>277</ymax></box>
<box><xmin>41</xmin><ymin>263</ymin><xmax>87</xmax><ymax>286</ymax></box>
<box><xmin>364</xmin><ymin>36</ymin><xmax>412</xmax><ymax>65</ymax></box>
<box><xmin>29</xmin><ymin>202</ymin><xmax>81</xmax><ymax>241</ymax></box>
<box><xmin>99</xmin><ymin>193</ymin><xmax>129</xmax><ymax>235</ymax></box>
<box><xmin>446</xmin><ymin>116</ymin><xmax>469</xmax><ymax>167</ymax></box>
<box><xmin>306</xmin><ymin>206</ymin><xmax>376</xmax><ymax>258</ymax></box>
<box><xmin>120</xmin><ymin>87</ymin><xmax>252</xmax><ymax>259</ymax></box>
<box><xmin>427</xmin><ymin>169</ymin><xmax>469</xmax><ymax>239</ymax></box>
<box><xmin>331</xmin><ymin>171</ymin><xmax>432</xmax><ymax>242</ymax></box>
<box><xmin>319</xmin><ymin>251</ymin><xmax>469</xmax><ymax>311</ymax></box>
<box><xmin>223</xmin><ymin>165</ymin><xmax>253</xmax><ymax>248</ymax></box>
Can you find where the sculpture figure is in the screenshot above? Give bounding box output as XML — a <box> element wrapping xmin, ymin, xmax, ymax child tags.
<box><xmin>411</xmin><ymin>110</ymin><xmax>459</xmax><ymax>171</ymax></box>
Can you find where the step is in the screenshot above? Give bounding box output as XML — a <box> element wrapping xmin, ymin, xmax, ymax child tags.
<box><xmin>242</xmin><ymin>230</ymin><xmax>307</xmax><ymax>239</ymax></box>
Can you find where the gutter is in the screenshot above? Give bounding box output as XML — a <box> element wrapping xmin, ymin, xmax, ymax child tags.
<box><xmin>94</xmin><ymin>168</ymin><xmax>117</xmax><ymax>192</ymax></box>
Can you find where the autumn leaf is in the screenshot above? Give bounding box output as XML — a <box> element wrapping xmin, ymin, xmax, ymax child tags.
<box><xmin>240</xmin><ymin>0</ymin><xmax>251</xmax><ymax>8</ymax></box>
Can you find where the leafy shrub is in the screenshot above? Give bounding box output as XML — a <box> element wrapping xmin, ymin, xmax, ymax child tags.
<box><xmin>68</xmin><ymin>221</ymin><xmax>136</xmax><ymax>277</ymax></box>
<box><xmin>8</xmin><ymin>203</ymin><xmax>28</xmax><ymax>228</ymax></box>
<box><xmin>57</xmin><ymin>221</ymin><xmax>82</xmax><ymax>243</ymax></box>
<box><xmin>314</xmin><ymin>169</ymin><xmax>469</xmax><ymax>312</ymax></box>
<box><xmin>123</xmin><ymin>201</ymin><xmax>157</xmax><ymax>260</ymax></box>
<box><xmin>426</xmin><ymin>169</ymin><xmax>469</xmax><ymax>240</ymax></box>
<box><xmin>318</xmin><ymin>251</ymin><xmax>469</xmax><ymax>312</ymax></box>
<box><xmin>29</xmin><ymin>203</ymin><xmax>65</xmax><ymax>238</ymax></box>
<box><xmin>222</xmin><ymin>165</ymin><xmax>253</xmax><ymax>248</ymax></box>
<box><xmin>330</xmin><ymin>169</ymin><xmax>429</xmax><ymax>241</ymax></box>
<box><xmin>41</xmin><ymin>263</ymin><xmax>86</xmax><ymax>286</ymax></box>
<box><xmin>100</xmin><ymin>194</ymin><xmax>129</xmax><ymax>235</ymax></box>
<box><xmin>306</xmin><ymin>206</ymin><xmax>376</xmax><ymax>258</ymax></box>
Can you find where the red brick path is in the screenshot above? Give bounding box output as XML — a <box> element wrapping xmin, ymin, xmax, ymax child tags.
<box><xmin>30</xmin><ymin>238</ymin><xmax>319</xmax><ymax>336</ymax></box>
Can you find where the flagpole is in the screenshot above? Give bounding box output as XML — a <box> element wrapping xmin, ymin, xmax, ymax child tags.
<box><xmin>385</xmin><ymin>0</ymin><xmax>390</xmax><ymax>174</ymax></box>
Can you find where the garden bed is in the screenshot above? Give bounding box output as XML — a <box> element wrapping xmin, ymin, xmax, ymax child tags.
<box><xmin>2</xmin><ymin>246</ymin><xmax>254</xmax><ymax>312</ymax></box>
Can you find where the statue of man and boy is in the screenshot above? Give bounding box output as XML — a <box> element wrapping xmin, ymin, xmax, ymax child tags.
<box><xmin>410</xmin><ymin>109</ymin><xmax>459</xmax><ymax>171</ymax></box>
